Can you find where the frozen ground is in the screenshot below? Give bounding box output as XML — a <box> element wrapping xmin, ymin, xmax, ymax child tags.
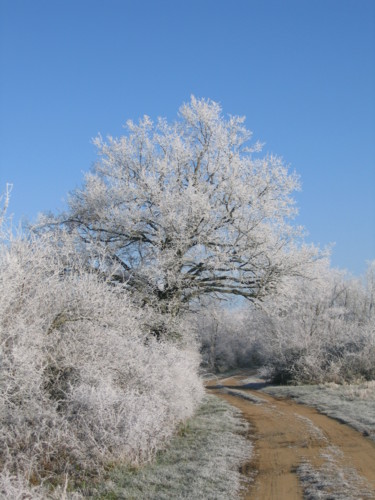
<box><xmin>297</xmin><ymin>445</ymin><xmax>374</xmax><ymax>499</ymax></box>
<box><xmin>261</xmin><ymin>380</ymin><xmax>375</xmax><ymax>441</ymax></box>
<box><xmin>219</xmin><ymin>373</ymin><xmax>375</xmax><ymax>499</ymax></box>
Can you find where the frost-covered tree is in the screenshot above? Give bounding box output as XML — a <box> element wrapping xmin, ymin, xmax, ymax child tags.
<box><xmin>42</xmin><ymin>97</ymin><xmax>319</xmax><ymax>315</ymax></box>
<box><xmin>364</xmin><ymin>260</ymin><xmax>375</xmax><ymax>318</ymax></box>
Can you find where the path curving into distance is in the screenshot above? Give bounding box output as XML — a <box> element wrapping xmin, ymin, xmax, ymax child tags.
<box><xmin>207</xmin><ymin>374</ymin><xmax>375</xmax><ymax>499</ymax></box>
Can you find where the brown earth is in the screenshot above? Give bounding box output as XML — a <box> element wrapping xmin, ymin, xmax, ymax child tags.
<box><xmin>206</xmin><ymin>374</ymin><xmax>375</xmax><ymax>500</ymax></box>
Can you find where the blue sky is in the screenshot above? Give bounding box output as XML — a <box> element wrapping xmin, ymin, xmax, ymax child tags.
<box><xmin>0</xmin><ymin>0</ymin><xmax>374</xmax><ymax>275</ymax></box>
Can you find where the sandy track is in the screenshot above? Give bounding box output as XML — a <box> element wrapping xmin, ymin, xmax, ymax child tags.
<box><xmin>207</xmin><ymin>375</ymin><xmax>375</xmax><ymax>499</ymax></box>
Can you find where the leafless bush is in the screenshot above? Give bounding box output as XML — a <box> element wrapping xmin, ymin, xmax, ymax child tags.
<box><xmin>197</xmin><ymin>261</ymin><xmax>375</xmax><ymax>385</ymax></box>
<box><xmin>0</xmin><ymin>230</ymin><xmax>203</xmax><ymax>496</ymax></box>
<box><xmin>253</xmin><ymin>264</ymin><xmax>375</xmax><ymax>384</ymax></box>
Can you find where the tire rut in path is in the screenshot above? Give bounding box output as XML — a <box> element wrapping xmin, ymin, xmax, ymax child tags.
<box><xmin>207</xmin><ymin>375</ymin><xmax>375</xmax><ymax>500</ymax></box>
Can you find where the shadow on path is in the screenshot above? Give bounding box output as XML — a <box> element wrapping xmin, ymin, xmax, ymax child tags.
<box><xmin>206</xmin><ymin>381</ymin><xmax>270</xmax><ymax>391</ymax></box>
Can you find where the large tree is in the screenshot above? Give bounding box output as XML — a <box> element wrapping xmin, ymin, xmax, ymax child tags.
<box><xmin>44</xmin><ymin>97</ymin><xmax>319</xmax><ymax>314</ymax></box>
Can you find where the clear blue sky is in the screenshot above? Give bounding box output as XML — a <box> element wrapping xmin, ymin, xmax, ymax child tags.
<box><xmin>0</xmin><ymin>0</ymin><xmax>374</xmax><ymax>275</ymax></box>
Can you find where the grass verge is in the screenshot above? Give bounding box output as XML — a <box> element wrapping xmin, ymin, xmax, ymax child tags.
<box><xmin>90</xmin><ymin>394</ymin><xmax>252</xmax><ymax>499</ymax></box>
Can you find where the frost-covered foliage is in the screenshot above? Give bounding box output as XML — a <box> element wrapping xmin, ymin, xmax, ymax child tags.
<box><xmin>197</xmin><ymin>260</ymin><xmax>375</xmax><ymax>384</ymax></box>
<box><xmin>0</xmin><ymin>183</ymin><xmax>12</xmax><ymax>239</ymax></box>
<box><xmin>0</xmin><ymin>229</ymin><xmax>203</xmax><ymax>496</ymax></box>
<box><xmin>39</xmin><ymin>97</ymin><xmax>320</xmax><ymax>317</ymax></box>
<box><xmin>255</xmin><ymin>261</ymin><xmax>375</xmax><ymax>383</ymax></box>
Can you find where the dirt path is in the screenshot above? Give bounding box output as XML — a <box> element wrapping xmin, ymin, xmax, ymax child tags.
<box><xmin>206</xmin><ymin>374</ymin><xmax>375</xmax><ymax>499</ymax></box>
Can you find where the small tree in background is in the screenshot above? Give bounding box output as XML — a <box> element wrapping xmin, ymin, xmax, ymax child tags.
<box><xmin>0</xmin><ymin>183</ymin><xmax>12</xmax><ymax>234</ymax></box>
<box><xmin>196</xmin><ymin>301</ymin><xmax>261</xmax><ymax>373</ymax></box>
<box><xmin>41</xmin><ymin>97</ymin><xmax>320</xmax><ymax>322</ymax></box>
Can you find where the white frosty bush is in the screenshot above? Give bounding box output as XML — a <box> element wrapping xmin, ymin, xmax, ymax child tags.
<box><xmin>0</xmin><ymin>229</ymin><xmax>203</xmax><ymax>496</ymax></box>
<box><xmin>197</xmin><ymin>260</ymin><xmax>375</xmax><ymax>385</ymax></box>
<box><xmin>252</xmin><ymin>263</ymin><xmax>375</xmax><ymax>384</ymax></box>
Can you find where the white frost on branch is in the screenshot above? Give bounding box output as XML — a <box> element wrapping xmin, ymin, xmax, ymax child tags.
<box><xmin>41</xmin><ymin>97</ymin><xmax>321</xmax><ymax>314</ymax></box>
<box><xmin>0</xmin><ymin>183</ymin><xmax>12</xmax><ymax>232</ymax></box>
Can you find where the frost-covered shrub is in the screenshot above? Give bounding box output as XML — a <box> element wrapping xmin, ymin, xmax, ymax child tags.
<box><xmin>197</xmin><ymin>261</ymin><xmax>375</xmax><ymax>384</ymax></box>
<box><xmin>0</xmin><ymin>230</ymin><xmax>203</xmax><ymax>495</ymax></box>
<box><xmin>253</xmin><ymin>264</ymin><xmax>375</xmax><ymax>384</ymax></box>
